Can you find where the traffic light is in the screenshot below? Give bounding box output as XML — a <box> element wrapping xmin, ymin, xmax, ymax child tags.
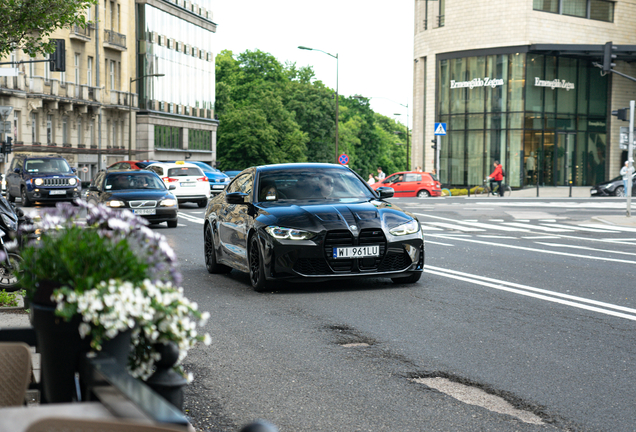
<box><xmin>430</xmin><ymin>139</ymin><xmax>437</xmax><ymax>150</ymax></box>
<box><xmin>5</xmin><ymin>137</ymin><xmax>12</xmax><ymax>153</ymax></box>
<box><xmin>602</xmin><ymin>41</ymin><xmax>617</xmax><ymax>72</ymax></box>
<box><xmin>612</xmin><ymin>108</ymin><xmax>629</xmax><ymax>121</ymax></box>
<box><xmin>50</xmin><ymin>39</ymin><xmax>66</xmax><ymax>72</ymax></box>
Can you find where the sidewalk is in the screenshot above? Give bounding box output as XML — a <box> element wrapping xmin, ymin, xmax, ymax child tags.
<box><xmin>511</xmin><ymin>186</ymin><xmax>591</xmax><ymax>198</ymax></box>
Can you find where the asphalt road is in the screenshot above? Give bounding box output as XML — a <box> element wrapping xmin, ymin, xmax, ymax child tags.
<box><xmin>29</xmin><ymin>196</ymin><xmax>636</xmax><ymax>432</ymax></box>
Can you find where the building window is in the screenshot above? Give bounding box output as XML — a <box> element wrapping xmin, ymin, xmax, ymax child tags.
<box><xmin>437</xmin><ymin>0</ymin><xmax>445</xmax><ymax>27</ymax></box>
<box><xmin>110</xmin><ymin>61</ymin><xmax>115</xmax><ymax>90</ymax></box>
<box><xmin>31</xmin><ymin>113</ymin><xmax>37</xmax><ymax>143</ymax></box>
<box><xmin>90</xmin><ymin>122</ymin><xmax>95</xmax><ymax>147</ymax></box>
<box><xmin>87</xmin><ymin>56</ymin><xmax>93</xmax><ymax>86</ymax></box>
<box><xmin>74</xmin><ymin>54</ymin><xmax>80</xmax><ymax>84</ymax></box>
<box><xmin>155</xmin><ymin>125</ymin><xmax>181</xmax><ymax>149</ymax></box>
<box><xmin>188</xmin><ymin>129</ymin><xmax>211</xmax><ymax>151</ymax></box>
<box><xmin>13</xmin><ymin>111</ymin><xmax>19</xmax><ymax>142</ymax></box>
<box><xmin>78</xmin><ymin>117</ymin><xmax>83</xmax><ymax>146</ymax></box>
<box><xmin>62</xmin><ymin>117</ymin><xmax>68</xmax><ymax>144</ymax></box>
<box><xmin>533</xmin><ymin>0</ymin><xmax>614</xmax><ymax>22</ymax></box>
<box><xmin>44</xmin><ymin>54</ymin><xmax>51</xmax><ymax>81</ymax></box>
<box><xmin>46</xmin><ymin>115</ymin><xmax>52</xmax><ymax>144</ymax></box>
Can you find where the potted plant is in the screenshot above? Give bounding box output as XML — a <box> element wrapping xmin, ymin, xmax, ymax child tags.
<box><xmin>19</xmin><ymin>200</ymin><xmax>211</xmax><ymax>403</ymax></box>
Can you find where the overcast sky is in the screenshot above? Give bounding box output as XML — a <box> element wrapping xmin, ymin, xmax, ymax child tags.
<box><xmin>209</xmin><ymin>0</ymin><xmax>415</xmax><ymax>126</ymax></box>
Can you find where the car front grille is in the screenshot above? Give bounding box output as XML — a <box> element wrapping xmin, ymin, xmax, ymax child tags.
<box><xmin>324</xmin><ymin>230</ymin><xmax>354</xmax><ymax>272</ymax></box>
<box><xmin>129</xmin><ymin>200</ymin><xmax>157</xmax><ymax>208</ymax></box>
<box><xmin>293</xmin><ymin>258</ymin><xmax>331</xmax><ymax>275</ymax></box>
<box><xmin>42</xmin><ymin>178</ymin><xmax>72</xmax><ymax>187</ymax></box>
<box><xmin>377</xmin><ymin>251</ymin><xmax>411</xmax><ymax>272</ymax></box>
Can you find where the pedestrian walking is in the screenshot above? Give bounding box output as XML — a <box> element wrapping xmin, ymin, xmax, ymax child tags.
<box><xmin>487</xmin><ymin>160</ymin><xmax>504</xmax><ymax>197</ymax></box>
<box><xmin>620</xmin><ymin>161</ymin><xmax>634</xmax><ymax>196</ymax></box>
<box><xmin>375</xmin><ymin>167</ymin><xmax>386</xmax><ymax>181</ymax></box>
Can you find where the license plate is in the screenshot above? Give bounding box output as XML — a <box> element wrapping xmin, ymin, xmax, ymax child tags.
<box><xmin>333</xmin><ymin>245</ymin><xmax>380</xmax><ymax>259</ymax></box>
<box><xmin>590</xmin><ymin>189</ymin><xmax>597</xmax><ymax>194</ymax></box>
<box><xmin>181</xmin><ymin>182</ymin><xmax>195</xmax><ymax>187</ymax></box>
<box><xmin>212</xmin><ymin>185</ymin><xmax>225</xmax><ymax>189</ymax></box>
<box><xmin>49</xmin><ymin>190</ymin><xmax>66</xmax><ymax>195</ymax></box>
<box><xmin>133</xmin><ymin>209</ymin><xmax>156</xmax><ymax>215</ymax></box>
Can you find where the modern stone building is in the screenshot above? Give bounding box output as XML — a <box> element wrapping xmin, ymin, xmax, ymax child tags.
<box><xmin>0</xmin><ymin>0</ymin><xmax>217</xmax><ymax>183</ymax></box>
<box><xmin>412</xmin><ymin>0</ymin><xmax>636</xmax><ymax>188</ymax></box>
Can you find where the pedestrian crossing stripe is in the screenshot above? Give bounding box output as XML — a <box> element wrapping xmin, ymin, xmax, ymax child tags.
<box><xmin>434</xmin><ymin>123</ymin><xmax>446</xmax><ymax>135</ymax></box>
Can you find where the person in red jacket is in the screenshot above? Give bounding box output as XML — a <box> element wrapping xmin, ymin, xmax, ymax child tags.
<box><xmin>488</xmin><ymin>161</ymin><xmax>504</xmax><ymax>197</ymax></box>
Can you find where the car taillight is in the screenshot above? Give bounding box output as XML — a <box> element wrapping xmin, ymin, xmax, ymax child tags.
<box><xmin>197</xmin><ymin>176</ymin><xmax>208</xmax><ymax>182</ymax></box>
<box><xmin>162</xmin><ymin>177</ymin><xmax>179</xmax><ymax>183</ymax></box>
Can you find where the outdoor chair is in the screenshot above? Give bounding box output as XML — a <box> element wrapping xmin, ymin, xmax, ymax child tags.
<box><xmin>0</xmin><ymin>342</ymin><xmax>32</xmax><ymax>407</ymax></box>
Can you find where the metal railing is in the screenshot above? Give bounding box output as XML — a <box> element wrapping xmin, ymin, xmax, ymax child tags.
<box><xmin>72</xmin><ymin>25</ymin><xmax>91</xmax><ymax>38</ymax></box>
<box><xmin>104</xmin><ymin>30</ymin><xmax>127</xmax><ymax>49</ymax></box>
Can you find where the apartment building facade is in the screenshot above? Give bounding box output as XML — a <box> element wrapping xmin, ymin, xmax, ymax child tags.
<box><xmin>0</xmin><ymin>0</ymin><xmax>217</xmax><ymax>182</ymax></box>
<box><xmin>412</xmin><ymin>0</ymin><xmax>636</xmax><ymax>188</ymax></box>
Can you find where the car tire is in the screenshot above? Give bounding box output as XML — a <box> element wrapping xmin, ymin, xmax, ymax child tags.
<box><xmin>417</xmin><ymin>190</ymin><xmax>430</xmax><ymax>198</ymax></box>
<box><xmin>615</xmin><ymin>186</ymin><xmax>625</xmax><ymax>197</ymax></box>
<box><xmin>20</xmin><ymin>187</ymin><xmax>32</xmax><ymax>207</ymax></box>
<box><xmin>167</xmin><ymin>219</ymin><xmax>178</xmax><ymax>228</ymax></box>
<box><xmin>198</xmin><ymin>199</ymin><xmax>208</xmax><ymax>208</ymax></box>
<box><xmin>0</xmin><ymin>253</ymin><xmax>23</xmax><ymax>292</ymax></box>
<box><xmin>204</xmin><ymin>224</ymin><xmax>231</xmax><ymax>274</ymax></box>
<box><xmin>249</xmin><ymin>234</ymin><xmax>269</xmax><ymax>292</ymax></box>
<box><xmin>6</xmin><ymin>190</ymin><xmax>14</xmax><ymax>203</ymax></box>
<box><xmin>391</xmin><ymin>272</ymin><xmax>422</xmax><ymax>284</ymax></box>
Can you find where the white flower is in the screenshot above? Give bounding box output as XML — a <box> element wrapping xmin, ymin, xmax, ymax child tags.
<box><xmin>203</xmin><ymin>333</ymin><xmax>212</xmax><ymax>346</ymax></box>
<box><xmin>78</xmin><ymin>323</ymin><xmax>91</xmax><ymax>338</ymax></box>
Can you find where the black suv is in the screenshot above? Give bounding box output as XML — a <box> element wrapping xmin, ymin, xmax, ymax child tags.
<box><xmin>6</xmin><ymin>155</ymin><xmax>82</xmax><ymax>206</ymax></box>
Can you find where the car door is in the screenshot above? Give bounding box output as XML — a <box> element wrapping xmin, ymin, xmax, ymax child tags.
<box><xmin>218</xmin><ymin>171</ymin><xmax>254</xmax><ymax>269</ymax></box>
<box><xmin>6</xmin><ymin>157</ymin><xmax>22</xmax><ymax>197</ymax></box>
<box><xmin>384</xmin><ymin>173</ymin><xmax>408</xmax><ymax>197</ymax></box>
<box><xmin>86</xmin><ymin>171</ymin><xmax>106</xmax><ymax>205</ymax></box>
<box><xmin>401</xmin><ymin>173</ymin><xmax>422</xmax><ymax>197</ymax></box>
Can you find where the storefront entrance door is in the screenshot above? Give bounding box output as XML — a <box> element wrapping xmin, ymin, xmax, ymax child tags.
<box><xmin>556</xmin><ymin>132</ymin><xmax>576</xmax><ymax>186</ymax></box>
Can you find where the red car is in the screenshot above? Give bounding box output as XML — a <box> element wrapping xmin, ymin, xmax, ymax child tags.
<box><xmin>370</xmin><ymin>171</ymin><xmax>441</xmax><ymax>197</ymax></box>
<box><xmin>107</xmin><ymin>160</ymin><xmax>158</xmax><ymax>170</ymax></box>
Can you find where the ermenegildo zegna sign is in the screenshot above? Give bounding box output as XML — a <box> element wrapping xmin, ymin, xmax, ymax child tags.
<box><xmin>534</xmin><ymin>77</ymin><xmax>575</xmax><ymax>91</ymax></box>
<box><xmin>450</xmin><ymin>78</ymin><xmax>504</xmax><ymax>89</ymax></box>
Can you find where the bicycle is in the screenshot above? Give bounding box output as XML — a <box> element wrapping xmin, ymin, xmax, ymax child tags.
<box><xmin>473</xmin><ymin>178</ymin><xmax>511</xmax><ymax>197</ymax></box>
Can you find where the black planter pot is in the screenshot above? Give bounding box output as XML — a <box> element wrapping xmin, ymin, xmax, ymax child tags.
<box><xmin>30</xmin><ymin>303</ymin><xmax>132</xmax><ymax>403</ymax></box>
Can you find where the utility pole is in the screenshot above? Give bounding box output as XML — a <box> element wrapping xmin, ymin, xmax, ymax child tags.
<box><xmin>628</xmin><ymin>100</ymin><xmax>634</xmax><ymax>217</ymax></box>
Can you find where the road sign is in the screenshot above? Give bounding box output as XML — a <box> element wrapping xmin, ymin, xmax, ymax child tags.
<box><xmin>434</xmin><ymin>123</ymin><xmax>447</xmax><ymax>135</ymax></box>
<box><xmin>620</xmin><ymin>126</ymin><xmax>636</xmax><ymax>150</ymax></box>
<box><xmin>0</xmin><ymin>106</ymin><xmax>13</xmax><ymax>120</ymax></box>
<box><xmin>0</xmin><ymin>68</ymin><xmax>19</xmax><ymax>77</ymax></box>
<box><xmin>338</xmin><ymin>154</ymin><xmax>349</xmax><ymax>165</ymax></box>
<box><xmin>0</xmin><ymin>121</ymin><xmax>10</xmax><ymax>134</ymax></box>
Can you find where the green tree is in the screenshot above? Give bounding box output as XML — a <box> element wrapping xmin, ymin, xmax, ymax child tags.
<box><xmin>0</xmin><ymin>0</ymin><xmax>97</xmax><ymax>57</ymax></box>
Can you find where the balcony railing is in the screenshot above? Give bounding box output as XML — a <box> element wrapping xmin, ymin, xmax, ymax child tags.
<box><xmin>103</xmin><ymin>30</ymin><xmax>127</xmax><ymax>50</ymax></box>
<box><xmin>70</xmin><ymin>24</ymin><xmax>91</xmax><ymax>41</ymax></box>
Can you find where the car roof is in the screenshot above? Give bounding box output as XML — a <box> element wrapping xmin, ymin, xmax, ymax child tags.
<box><xmin>255</xmin><ymin>163</ymin><xmax>349</xmax><ymax>172</ymax></box>
<box><xmin>106</xmin><ymin>169</ymin><xmax>155</xmax><ymax>175</ymax></box>
<box><xmin>146</xmin><ymin>161</ymin><xmax>201</xmax><ymax>169</ymax></box>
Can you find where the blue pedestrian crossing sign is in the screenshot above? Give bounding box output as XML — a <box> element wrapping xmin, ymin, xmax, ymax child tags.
<box><xmin>434</xmin><ymin>123</ymin><xmax>447</xmax><ymax>135</ymax></box>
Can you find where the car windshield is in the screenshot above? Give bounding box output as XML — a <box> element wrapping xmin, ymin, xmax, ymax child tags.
<box><xmin>257</xmin><ymin>168</ymin><xmax>374</xmax><ymax>202</ymax></box>
<box><xmin>105</xmin><ymin>174</ymin><xmax>165</xmax><ymax>190</ymax></box>
<box><xmin>167</xmin><ymin>167</ymin><xmax>202</xmax><ymax>177</ymax></box>
<box><xmin>194</xmin><ymin>162</ymin><xmax>218</xmax><ymax>172</ymax></box>
<box><xmin>25</xmin><ymin>159</ymin><xmax>71</xmax><ymax>173</ymax></box>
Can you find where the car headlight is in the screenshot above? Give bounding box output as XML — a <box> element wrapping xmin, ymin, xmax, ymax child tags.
<box><xmin>106</xmin><ymin>200</ymin><xmax>125</xmax><ymax>208</ymax></box>
<box><xmin>389</xmin><ymin>219</ymin><xmax>421</xmax><ymax>236</ymax></box>
<box><xmin>34</xmin><ymin>178</ymin><xmax>43</xmax><ymax>186</ymax></box>
<box><xmin>160</xmin><ymin>199</ymin><xmax>177</xmax><ymax>207</ymax></box>
<box><xmin>265</xmin><ymin>226</ymin><xmax>316</xmax><ymax>240</ymax></box>
<box><xmin>68</xmin><ymin>178</ymin><xmax>77</xmax><ymax>186</ymax></box>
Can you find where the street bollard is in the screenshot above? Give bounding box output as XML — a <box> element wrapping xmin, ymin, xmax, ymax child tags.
<box><xmin>145</xmin><ymin>342</ymin><xmax>188</xmax><ymax>410</ymax></box>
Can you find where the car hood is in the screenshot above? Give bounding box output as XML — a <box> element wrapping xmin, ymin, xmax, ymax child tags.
<box><xmin>101</xmin><ymin>189</ymin><xmax>174</xmax><ymax>201</ymax></box>
<box><xmin>205</xmin><ymin>172</ymin><xmax>229</xmax><ymax>180</ymax></box>
<box><xmin>255</xmin><ymin>199</ymin><xmax>415</xmax><ymax>232</ymax></box>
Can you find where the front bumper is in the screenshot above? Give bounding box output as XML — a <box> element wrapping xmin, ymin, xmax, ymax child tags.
<box><xmin>590</xmin><ymin>187</ymin><xmax>611</xmax><ymax>197</ymax></box>
<box><xmin>128</xmin><ymin>207</ymin><xmax>178</xmax><ymax>224</ymax></box>
<box><xmin>27</xmin><ymin>187</ymin><xmax>81</xmax><ymax>201</ymax></box>
<box><xmin>258</xmin><ymin>228</ymin><xmax>424</xmax><ymax>283</ymax></box>
<box><xmin>209</xmin><ymin>182</ymin><xmax>229</xmax><ymax>194</ymax></box>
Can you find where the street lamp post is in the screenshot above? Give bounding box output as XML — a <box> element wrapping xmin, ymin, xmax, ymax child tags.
<box><xmin>354</xmin><ymin>96</ymin><xmax>409</xmax><ymax>170</ymax></box>
<box><xmin>129</xmin><ymin>74</ymin><xmax>164</xmax><ymax>160</ymax></box>
<box><xmin>298</xmin><ymin>46</ymin><xmax>339</xmax><ymax>164</ymax></box>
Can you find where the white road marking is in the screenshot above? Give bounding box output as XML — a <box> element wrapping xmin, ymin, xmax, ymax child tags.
<box><xmin>534</xmin><ymin>242</ymin><xmax>636</xmax><ymax>256</ymax></box>
<box><xmin>477</xmin><ymin>235</ymin><xmax>516</xmax><ymax>239</ymax></box>
<box><xmin>540</xmin><ymin>223</ymin><xmax>620</xmax><ymax>233</ymax></box>
<box><xmin>428</xmin><ymin>233</ymin><xmax>636</xmax><ymax>264</ymax></box>
<box><xmin>425</xmin><ymin>265</ymin><xmax>636</xmax><ymax>321</ymax></box>
<box><xmin>581</xmin><ymin>223</ymin><xmax>636</xmax><ymax>233</ymax></box>
<box><xmin>178</xmin><ymin>212</ymin><xmax>205</xmax><ymax>224</ymax></box>
<box><xmin>425</xmin><ymin>240</ymin><xmax>455</xmax><ymax>246</ymax></box>
<box><xmin>521</xmin><ymin>235</ymin><xmax>561</xmax><ymax>239</ymax></box>
<box><xmin>419</xmin><ymin>224</ymin><xmax>444</xmax><ymax>231</ymax></box>
<box><xmin>426</xmin><ymin>222</ymin><xmax>485</xmax><ymax>232</ymax></box>
<box><xmin>458</xmin><ymin>221</ymin><xmax>527</xmax><ymax>232</ymax></box>
<box><xmin>502</xmin><ymin>222</ymin><xmax>575</xmax><ymax>232</ymax></box>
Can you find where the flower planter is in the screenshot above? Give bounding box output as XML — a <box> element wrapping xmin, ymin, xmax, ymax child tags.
<box><xmin>30</xmin><ymin>303</ymin><xmax>131</xmax><ymax>403</ymax></box>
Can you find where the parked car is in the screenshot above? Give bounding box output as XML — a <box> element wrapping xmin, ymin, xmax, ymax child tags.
<box><xmin>107</xmin><ymin>160</ymin><xmax>159</xmax><ymax>170</ymax></box>
<box><xmin>6</xmin><ymin>155</ymin><xmax>82</xmax><ymax>206</ymax></box>
<box><xmin>590</xmin><ymin>173</ymin><xmax>636</xmax><ymax>197</ymax></box>
<box><xmin>223</xmin><ymin>170</ymin><xmax>242</xmax><ymax>180</ymax></box>
<box><xmin>203</xmin><ymin>163</ymin><xmax>424</xmax><ymax>291</ymax></box>
<box><xmin>172</xmin><ymin>161</ymin><xmax>230</xmax><ymax>194</ymax></box>
<box><xmin>370</xmin><ymin>171</ymin><xmax>441</xmax><ymax>197</ymax></box>
<box><xmin>145</xmin><ymin>161</ymin><xmax>210</xmax><ymax>207</ymax></box>
<box><xmin>85</xmin><ymin>169</ymin><xmax>179</xmax><ymax>227</ymax></box>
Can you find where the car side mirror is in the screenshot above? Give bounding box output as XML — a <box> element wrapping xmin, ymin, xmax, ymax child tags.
<box><xmin>226</xmin><ymin>192</ymin><xmax>248</xmax><ymax>205</ymax></box>
<box><xmin>88</xmin><ymin>185</ymin><xmax>99</xmax><ymax>191</ymax></box>
<box><xmin>376</xmin><ymin>187</ymin><xmax>394</xmax><ymax>199</ymax></box>
<box><xmin>169</xmin><ymin>184</ymin><xmax>176</xmax><ymax>190</ymax></box>
<box><xmin>13</xmin><ymin>168</ymin><xmax>20</xmax><ymax>174</ymax></box>
<box><xmin>71</xmin><ymin>167</ymin><xmax>77</xmax><ymax>173</ymax></box>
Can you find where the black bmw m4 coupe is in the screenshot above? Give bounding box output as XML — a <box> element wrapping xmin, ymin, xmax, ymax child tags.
<box><xmin>203</xmin><ymin>163</ymin><xmax>424</xmax><ymax>291</ymax></box>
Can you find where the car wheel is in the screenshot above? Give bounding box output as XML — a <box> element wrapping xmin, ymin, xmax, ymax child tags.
<box><xmin>20</xmin><ymin>187</ymin><xmax>32</xmax><ymax>207</ymax></box>
<box><xmin>417</xmin><ymin>190</ymin><xmax>430</xmax><ymax>198</ymax></box>
<box><xmin>204</xmin><ymin>224</ymin><xmax>231</xmax><ymax>274</ymax></box>
<box><xmin>167</xmin><ymin>219</ymin><xmax>178</xmax><ymax>228</ymax></box>
<box><xmin>249</xmin><ymin>235</ymin><xmax>269</xmax><ymax>292</ymax></box>
<box><xmin>6</xmin><ymin>190</ymin><xmax>14</xmax><ymax>203</ymax></box>
<box><xmin>0</xmin><ymin>253</ymin><xmax>23</xmax><ymax>292</ymax></box>
<box><xmin>615</xmin><ymin>186</ymin><xmax>625</xmax><ymax>197</ymax></box>
<box><xmin>198</xmin><ymin>199</ymin><xmax>207</xmax><ymax>208</ymax></box>
<box><xmin>391</xmin><ymin>272</ymin><xmax>422</xmax><ymax>284</ymax></box>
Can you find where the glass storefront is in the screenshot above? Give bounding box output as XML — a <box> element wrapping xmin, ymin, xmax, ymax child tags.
<box><xmin>437</xmin><ymin>52</ymin><xmax>608</xmax><ymax>187</ymax></box>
